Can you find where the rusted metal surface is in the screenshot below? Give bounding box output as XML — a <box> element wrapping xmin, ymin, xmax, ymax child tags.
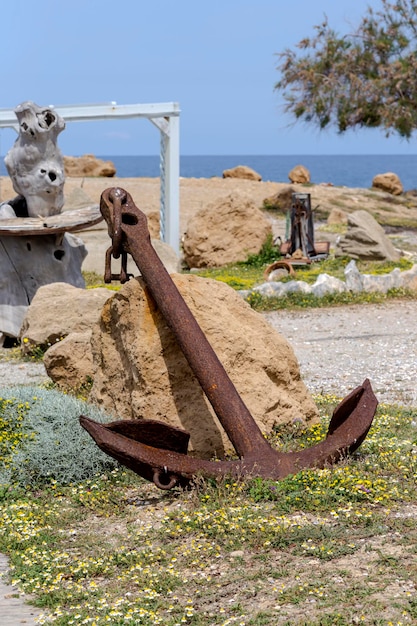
<box><xmin>80</xmin><ymin>187</ymin><xmax>378</xmax><ymax>490</ymax></box>
<box><xmin>263</xmin><ymin>259</ymin><xmax>295</xmax><ymax>280</ymax></box>
<box><xmin>280</xmin><ymin>192</ymin><xmax>330</xmax><ymax>263</ymax></box>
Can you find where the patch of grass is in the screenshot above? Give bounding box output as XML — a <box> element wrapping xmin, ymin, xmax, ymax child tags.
<box><xmin>245</xmin><ymin>287</ymin><xmax>417</xmax><ymax>311</ymax></box>
<box><xmin>0</xmin><ymin>394</ymin><xmax>416</xmax><ymax>624</ymax></box>
<box><xmin>82</xmin><ymin>271</ymin><xmax>105</xmax><ymax>286</ymax></box>
<box><xmin>83</xmin><ymin>270</ymin><xmax>122</xmax><ymax>291</ymax></box>
<box><xmin>358</xmin><ymin>256</ymin><xmax>413</xmax><ymax>275</ymax></box>
<box><xmin>195</xmin><ymin>254</ymin><xmax>415</xmax><ymax>303</ymax></box>
<box><xmin>192</xmin><ymin>264</ymin><xmax>264</xmax><ymax>290</ymax></box>
<box><xmin>377</xmin><ymin>215</ymin><xmax>417</xmax><ymax>228</ymax></box>
<box><xmin>239</xmin><ymin>233</ymin><xmax>282</xmax><ymax>268</ymax></box>
<box><xmin>317</xmin><ymin>222</ymin><xmax>347</xmax><ymax>234</ymax></box>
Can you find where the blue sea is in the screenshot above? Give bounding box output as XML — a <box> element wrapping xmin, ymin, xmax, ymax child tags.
<box><xmin>2</xmin><ymin>154</ymin><xmax>417</xmax><ymax>190</ymax></box>
<box><xmin>101</xmin><ymin>155</ymin><xmax>417</xmax><ymax>190</ymax></box>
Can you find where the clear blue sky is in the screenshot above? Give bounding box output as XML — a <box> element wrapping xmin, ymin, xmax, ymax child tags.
<box><xmin>1</xmin><ymin>0</ymin><xmax>415</xmax><ymax>156</ymax></box>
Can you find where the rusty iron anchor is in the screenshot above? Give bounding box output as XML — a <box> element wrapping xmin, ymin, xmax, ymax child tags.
<box><xmin>80</xmin><ymin>187</ymin><xmax>378</xmax><ymax>490</ymax></box>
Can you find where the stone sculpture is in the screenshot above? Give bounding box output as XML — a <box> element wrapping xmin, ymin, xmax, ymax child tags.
<box><xmin>3</xmin><ymin>101</ymin><xmax>65</xmax><ymax>218</ymax></box>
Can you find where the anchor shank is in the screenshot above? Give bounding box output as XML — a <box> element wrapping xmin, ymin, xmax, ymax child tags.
<box><xmin>101</xmin><ymin>188</ymin><xmax>270</xmax><ymax>459</ymax></box>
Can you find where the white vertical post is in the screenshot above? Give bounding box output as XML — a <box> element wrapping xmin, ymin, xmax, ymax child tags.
<box><xmin>163</xmin><ymin>114</ymin><xmax>180</xmax><ymax>254</ymax></box>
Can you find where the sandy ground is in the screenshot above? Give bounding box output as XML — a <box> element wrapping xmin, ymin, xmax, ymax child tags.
<box><xmin>0</xmin><ymin>175</ymin><xmax>282</xmax><ymax>238</ymax></box>
<box><xmin>2</xmin><ymin>174</ymin><xmax>417</xmax><ymax>272</ymax></box>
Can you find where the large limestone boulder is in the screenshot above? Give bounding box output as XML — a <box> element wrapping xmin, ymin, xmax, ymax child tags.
<box><xmin>223</xmin><ymin>165</ymin><xmax>262</xmax><ymax>181</ymax></box>
<box><xmin>372</xmin><ymin>172</ymin><xmax>403</xmax><ymax>195</ymax></box>
<box><xmin>64</xmin><ymin>154</ymin><xmax>116</xmax><ymax>177</ymax></box>
<box><xmin>88</xmin><ymin>274</ymin><xmax>318</xmax><ymax>459</ymax></box>
<box><xmin>335</xmin><ymin>210</ymin><xmax>401</xmax><ymax>261</ymax></box>
<box><xmin>182</xmin><ymin>193</ymin><xmax>272</xmax><ymax>268</ymax></box>
<box><xmin>288</xmin><ymin>165</ymin><xmax>310</xmax><ymax>184</ymax></box>
<box><xmin>20</xmin><ymin>282</ymin><xmax>112</xmax><ymax>353</ymax></box>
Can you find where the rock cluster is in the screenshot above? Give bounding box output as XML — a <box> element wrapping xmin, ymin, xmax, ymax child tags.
<box><xmin>20</xmin><ymin>282</ymin><xmax>112</xmax><ymax>388</ymax></box>
<box><xmin>21</xmin><ymin>275</ymin><xmax>318</xmax><ymax>458</ymax></box>
<box><xmin>244</xmin><ymin>260</ymin><xmax>417</xmax><ymax>299</ymax></box>
<box><xmin>182</xmin><ymin>193</ymin><xmax>272</xmax><ymax>268</ymax></box>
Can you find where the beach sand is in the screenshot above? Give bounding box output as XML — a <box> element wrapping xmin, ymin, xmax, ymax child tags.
<box><xmin>3</xmin><ymin>174</ymin><xmax>416</xmax><ymax>233</ymax></box>
<box><xmin>0</xmin><ymin>175</ymin><xmax>281</xmax><ymax>238</ymax></box>
<box><xmin>1</xmin><ymin>175</ymin><xmax>417</xmax><ymax>262</ymax></box>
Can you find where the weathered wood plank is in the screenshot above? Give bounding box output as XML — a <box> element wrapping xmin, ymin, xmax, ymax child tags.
<box><xmin>0</xmin><ymin>205</ymin><xmax>102</xmax><ymax>236</ymax></box>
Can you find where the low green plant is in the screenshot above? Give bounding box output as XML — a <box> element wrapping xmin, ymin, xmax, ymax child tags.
<box><xmin>0</xmin><ymin>386</ymin><xmax>117</xmax><ymax>487</ymax></box>
<box><xmin>83</xmin><ymin>270</ymin><xmax>122</xmax><ymax>291</ymax></box>
<box><xmin>192</xmin><ymin>264</ymin><xmax>263</xmax><ymax>290</ymax></box>
<box><xmin>240</xmin><ymin>233</ymin><xmax>281</xmax><ymax>267</ymax></box>
<box><xmin>82</xmin><ymin>270</ymin><xmax>105</xmax><ymax>286</ymax></box>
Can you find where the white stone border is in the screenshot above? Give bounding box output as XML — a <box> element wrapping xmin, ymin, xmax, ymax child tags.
<box><xmin>239</xmin><ymin>260</ymin><xmax>417</xmax><ymax>299</ymax></box>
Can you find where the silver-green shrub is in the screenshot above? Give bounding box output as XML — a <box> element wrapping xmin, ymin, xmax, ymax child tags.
<box><xmin>0</xmin><ymin>385</ymin><xmax>117</xmax><ymax>486</ymax></box>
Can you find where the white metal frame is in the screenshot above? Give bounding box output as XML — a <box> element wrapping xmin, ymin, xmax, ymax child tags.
<box><xmin>0</xmin><ymin>102</ymin><xmax>181</xmax><ymax>252</ymax></box>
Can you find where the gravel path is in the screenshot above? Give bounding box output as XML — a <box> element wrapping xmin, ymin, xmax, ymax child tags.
<box><xmin>265</xmin><ymin>300</ymin><xmax>417</xmax><ymax>406</ymax></box>
<box><xmin>0</xmin><ymin>554</ymin><xmax>43</xmax><ymax>625</ymax></box>
<box><xmin>0</xmin><ymin>355</ymin><xmax>47</xmax><ymax>387</ymax></box>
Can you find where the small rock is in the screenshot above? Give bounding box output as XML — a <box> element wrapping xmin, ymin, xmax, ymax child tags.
<box><xmin>344</xmin><ymin>260</ymin><xmax>364</xmax><ymax>292</ymax></box>
<box><xmin>20</xmin><ymin>283</ymin><xmax>112</xmax><ymax>353</ymax></box>
<box><xmin>372</xmin><ymin>172</ymin><xmax>403</xmax><ymax>195</ymax></box>
<box><xmin>222</xmin><ymin>165</ymin><xmax>262</xmax><ymax>181</ymax></box>
<box><xmin>311</xmin><ymin>274</ymin><xmax>346</xmax><ymax>297</ymax></box>
<box><xmin>288</xmin><ymin>165</ymin><xmax>310</xmax><ymax>184</ymax></box>
<box><xmin>335</xmin><ymin>210</ymin><xmax>401</xmax><ymax>261</ymax></box>
<box><xmin>44</xmin><ymin>331</ymin><xmax>94</xmax><ymax>389</ymax></box>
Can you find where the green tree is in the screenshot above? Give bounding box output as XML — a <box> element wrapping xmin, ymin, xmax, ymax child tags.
<box><xmin>275</xmin><ymin>0</ymin><xmax>417</xmax><ymax>138</ymax></box>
